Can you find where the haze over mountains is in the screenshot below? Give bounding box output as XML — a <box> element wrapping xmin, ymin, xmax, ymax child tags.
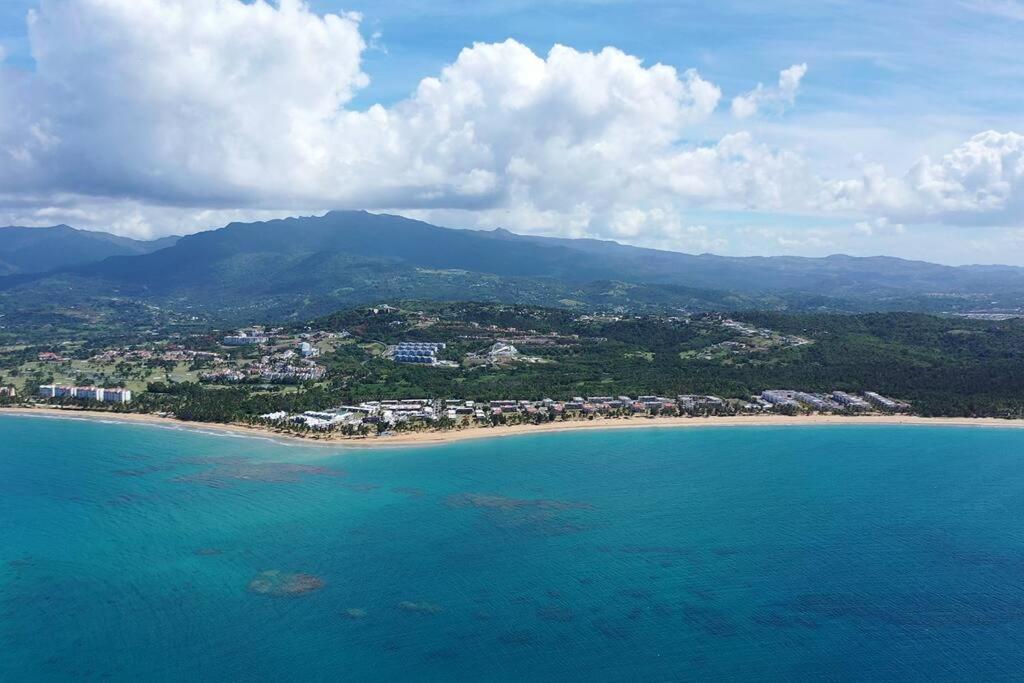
<box><xmin>2</xmin><ymin>211</ymin><xmax>1023</xmax><ymax>331</ymax></box>
<box><xmin>0</xmin><ymin>225</ymin><xmax>179</xmax><ymax>276</ymax></box>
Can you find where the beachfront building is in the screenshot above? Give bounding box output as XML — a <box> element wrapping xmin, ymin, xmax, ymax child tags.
<box><xmin>291</xmin><ymin>411</ymin><xmax>356</xmax><ymax>430</ymax></box>
<box><xmin>101</xmin><ymin>388</ymin><xmax>133</xmax><ymax>403</ymax></box>
<box><xmin>0</xmin><ymin>386</ymin><xmax>15</xmax><ymax>398</ymax></box>
<box><xmin>761</xmin><ymin>389</ymin><xmax>800</xmax><ymax>408</ymax></box>
<box><xmin>677</xmin><ymin>395</ymin><xmax>727</xmax><ymax>414</ymax></box>
<box><xmin>864</xmin><ymin>391</ymin><xmax>911</xmax><ymax>412</ymax></box>
<box><xmin>832</xmin><ymin>391</ymin><xmax>872</xmax><ymax>411</ymax></box>
<box><xmin>38</xmin><ymin>385</ymin><xmax>132</xmax><ymax>403</ymax></box>
<box><xmin>793</xmin><ymin>392</ymin><xmax>840</xmax><ymax>411</ymax></box>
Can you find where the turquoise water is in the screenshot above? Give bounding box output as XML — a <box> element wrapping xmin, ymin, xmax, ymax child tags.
<box><xmin>3</xmin><ymin>416</ymin><xmax>1024</xmax><ymax>680</ymax></box>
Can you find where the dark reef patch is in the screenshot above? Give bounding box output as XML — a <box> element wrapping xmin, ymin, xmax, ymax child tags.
<box><xmin>445</xmin><ymin>493</ymin><xmax>592</xmax><ymax>511</ymax></box>
<box><xmin>174</xmin><ymin>457</ymin><xmax>344</xmax><ymax>487</ymax></box>
<box><xmin>112</xmin><ymin>464</ymin><xmax>177</xmax><ymax>477</ymax></box>
<box><xmin>445</xmin><ymin>493</ymin><xmax>593</xmax><ymax>535</ymax></box>
<box><xmin>247</xmin><ymin>570</ymin><xmax>325</xmax><ymax>596</ymax></box>
<box><xmin>398</xmin><ymin>601</ymin><xmax>442</xmax><ymax>614</ymax></box>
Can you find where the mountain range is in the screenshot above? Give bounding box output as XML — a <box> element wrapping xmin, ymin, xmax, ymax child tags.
<box><xmin>0</xmin><ymin>225</ymin><xmax>178</xmax><ymax>276</ymax></box>
<box><xmin>2</xmin><ymin>211</ymin><xmax>1023</xmax><ymax>333</ymax></box>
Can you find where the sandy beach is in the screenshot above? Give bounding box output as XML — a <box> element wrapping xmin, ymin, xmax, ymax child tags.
<box><xmin>3</xmin><ymin>405</ymin><xmax>1024</xmax><ymax>448</ymax></box>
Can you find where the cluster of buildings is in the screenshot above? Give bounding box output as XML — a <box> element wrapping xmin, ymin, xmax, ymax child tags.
<box><xmin>759</xmin><ymin>389</ymin><xmax>909</xmax><ymax>413</ymax></box>
<box><xmin>392</xmin><ymin>342</ymin><xmax>446</xmax><ymax>365</ymax></box>
<box><xmin>864</xmin><ymin>391</ymin><xmax>912</xmax><ymax>412</ymax></box>
<box><xmin>89</xmin><ymin>347</ymin><xmax>222</xmax><ymax>364</ymax></box>
<box><xmin>38</xmin><ymin>385</ymin><xmax>132</xmax><ymax>403</ymax></box>
<box><xmin>222</xmin><ymin>329</ymin><xmax>271</xmax><ymax>346</ymax></box>
<box><xmin>201</xmin><ymin>350</ymin><xmax>325</xmax><ymax>384</ymax></box>
<box><xmin>256</xmin><ymin>357</ymin><xmax>326</xmax><ymax>383</ymax></box>
<box><xmin>201</xmin><ymin>341</ymin><xmax>326</xmax><ymax>384</ymax></box>
<box><xmin>257</xmin><ymin>386</ymin><xmax>913</xmax><ymax>436</ymax></box>
<box><xmin>262</xmin><ymin>400</ymin><xmax>439</xmax><ymax>431</ymax></box>
<box><xmin>260</xmin><ymin>394</ymin><xmax>734</xmax><ymax>433</ymax></box>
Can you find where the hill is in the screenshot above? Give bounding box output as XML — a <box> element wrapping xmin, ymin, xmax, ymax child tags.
<box><xmin>2</xmin><ymin>211</ymin><xmax>1024</xmax><ymax>334</ymax></box>
<box><xmin>0</xmin><ymin>225</ymin><xmax>178</xmax><ymax>276</ymax></box>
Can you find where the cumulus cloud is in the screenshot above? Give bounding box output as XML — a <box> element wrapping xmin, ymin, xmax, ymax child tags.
<box><xmin>0</xmin><ymin>0</ymin><xmax>1021</xmax><ymax>246</ymax></box>
<box><xmin>825</xmin><ymin>131</ymin><xmax>1024</xmax><ymax>224</ymax></box>
<box><xmin>731</xmin><ymin>63</ymin><xmax>807</xmax><ymax>119</ymax></box>
<box><xmin>0</xmin><ymin>0</ymin><xmax>733</xmax><ymax>237</ymax></box>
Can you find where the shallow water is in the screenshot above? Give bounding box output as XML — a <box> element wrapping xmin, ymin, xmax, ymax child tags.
<box><xmin>2</xmin><ymin>416</ymin><xmax>1024</xmax><ymax>680</ymax></box>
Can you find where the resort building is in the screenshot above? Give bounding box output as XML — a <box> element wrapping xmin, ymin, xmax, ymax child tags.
<box><xmin>223</xmin><ymin>332</ymin><xmax>269</xmax><ymax>346</ymax></box>
<box><xmin>38</xmin><ymin>385</ymin><xmax>132</xmax><ymax>403</ymax></box>
<box><xmin>864</xmin><ymin>392</ymin><xmax>911</xmax><ymax>412</ymax></box>
<box><xmin>832</xmin><ymin>391</ymin><xmax>872</xmax><ymax>411</ymax></box>
<box><xmin>761</xmin><ymin>389</ymin><xmax>800</xmax><ymax>407</ymax></box>
<box><xmin>393</xmin><ymin>341</ymin><xmax>446</xmax><ymax>365</ymax></box>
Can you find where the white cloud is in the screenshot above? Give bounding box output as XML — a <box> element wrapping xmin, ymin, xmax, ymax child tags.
<box><xmin>825</xmin><ymin>131</ymin><xmax>1024</xmax><ymax>224</ymax></box>
<box><xmin>0</xmin><ymin>0</ymin><xmax>1021</xmax><ymax>252</ymax></box>
<box><xmin>853</xmin><ymin>217</ymin><xmax>904</xmax><ymax>236</ymax></box>
<box><xmin>0</xmin><ymin>0</ymin><xmax>727</xmax><ymax>231</ymax></box>
<box><xmin>731</xmin><ymin>63</ymin><xmax>808</xmax><ymax>119</ymax></box>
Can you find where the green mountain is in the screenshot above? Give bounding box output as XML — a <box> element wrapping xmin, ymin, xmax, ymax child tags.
<box><xmin>0</xmin><ymin>225</ymin><xmax>178</xmax><ymax>276</ymax></box>
<box><xmin>2</xmin><ymin>210</ymin><xmax>1023</xmax><ymax>335</ymax></box>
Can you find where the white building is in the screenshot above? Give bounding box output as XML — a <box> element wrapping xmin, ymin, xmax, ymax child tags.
<box><xmin>488</xmin><ymin>342</ymin><xmax>519</xmax><ymax>359</ymax></box>
<box><xmin>864</xmin><ymin>392</ymin><xmax>911</xmax><ymax>412</ymax></box>
<box><xmin>223</xmin><ymin>333</ymin><xmax>269</xmax><ymax>346</ymax></box>
<box><xmin>832</xmin><ymin>391</ymin><xmax>871</xmax><ymax>410</ymax></box>
<box><xmin>38</xmin><ymin>385</ymin><xmax>131</xmax><ymax>403</ymax></box>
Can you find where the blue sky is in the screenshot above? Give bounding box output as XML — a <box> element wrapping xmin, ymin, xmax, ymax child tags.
<box><xmin>1</xmin><ymin>0</ymin><xmax>1023</xmax><ymax>264</ymax></box>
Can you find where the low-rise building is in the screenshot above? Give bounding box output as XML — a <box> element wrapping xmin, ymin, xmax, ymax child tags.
<box><xmin>864</xmin><ymin>391</ymin><xmax>911</xmax><ymax>412</ymax></box>
<box><xmin>393</xmin><ymin>341</ymin><xmax>446</xmax><ymax>365</ymax></box>
<box><xmin>223</xmin><ymin>332</ymin><xmax>269</xmax><ymax>346</ymax></box>
<box><xmin>832</xmin><ymin>391</ymin><xmax>871</xmax><ymax>411</ymax></box>
<box><xmin>760</xmin><ymin>389</ymin><xmax>800</xmax><ymax>407</ymax></box>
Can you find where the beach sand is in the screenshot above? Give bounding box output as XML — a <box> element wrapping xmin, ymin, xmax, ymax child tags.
<box><xmin>3</xmin><ymin>405</ymin><xmax>1024</xmax><ymax>448</ymax></box>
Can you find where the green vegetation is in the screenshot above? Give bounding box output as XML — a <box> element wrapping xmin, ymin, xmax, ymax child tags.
<box><xmin>5</xmin><ymin>212</ymin><xmax>1024</xmax><ymax>335</ymax></box>
<box><xmin>8</xmin><ymin>302</ymin><xmax>1020</xmax><ymax>422</ymax></box>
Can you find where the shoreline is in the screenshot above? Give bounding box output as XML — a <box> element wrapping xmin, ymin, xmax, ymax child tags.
<box><xmin>3</xmin><ymin>406</ymin><xmax>1024</xmax><ymax>448</ymax></box>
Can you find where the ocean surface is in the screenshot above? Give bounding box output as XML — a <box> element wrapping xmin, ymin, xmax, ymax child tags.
<box><xmin>2</xmin><ymin>416</ymin><xmax>1024</xmax><ymax>681</ymax></box>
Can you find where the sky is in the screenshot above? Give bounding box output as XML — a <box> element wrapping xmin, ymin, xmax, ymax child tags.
<box><xmin>0</xmin><ymin>0</ymin><xmax>1023</xmax><ymax>265</ymax></box>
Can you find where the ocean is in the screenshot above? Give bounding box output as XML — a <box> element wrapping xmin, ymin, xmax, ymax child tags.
<box><xmin>2</xmin><ymin>415</ymin><xmax>1024</xmax><ymax>681</ymax></box>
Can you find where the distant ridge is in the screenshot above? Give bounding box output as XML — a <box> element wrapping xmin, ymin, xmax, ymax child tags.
<box><xmin>0</xmin><ymin>225</ymin><xmax>178</xmax><ymax>276</ymax></box>
<box><xmin>72</xmin><ymin>210</ymin><xmax>1024</xmax><ymax>294</ymax></box>
<box><xmin>2</xmin><ymin>210</ymin><xmax>1024</xmax><ymax>326</ymax></box>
